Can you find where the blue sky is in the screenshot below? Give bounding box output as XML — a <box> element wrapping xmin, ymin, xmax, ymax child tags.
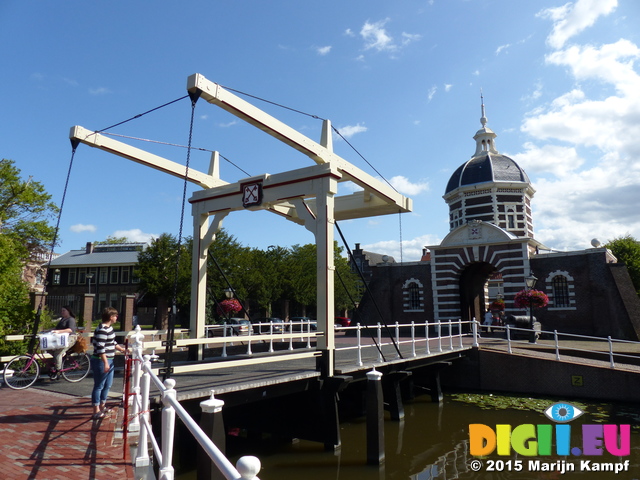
<box><xmin>2</xmin><ymin>0</ymin><xmax>639</xmax><ymax>261</ymax></box>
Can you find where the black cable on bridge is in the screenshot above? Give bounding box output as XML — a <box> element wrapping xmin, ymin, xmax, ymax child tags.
<box><xmin>335</xmin><ymin>221</ymin><xmax>403</xmax><ymax>360</ymax></box>
<box><xmin>335</xmin><ymin>267</ymin><xmax>388</xmax><ymax>362</ymax></box>
<box><xmin>98</xmin><ymin>132</ymin><xmax>253</xmax><ymax>178</ymax></box>
<box><xmin>28</xmin><ymin>139</ymin><xmax>80</xmax><ymax>354</ymax></box>
<box><xmin>95</xmin><ymin>95</ymin><xmax>190</xmax><ymax>134</ymax></box>
<box><xmin>162</xmin><ymin>90</ymin><xmax>201</xmax><ymax>381</ymax></box>
<box><xmin>220</xmin><ymin>84</ymin><xmax>400</xmax><ymax>193</ymax></box>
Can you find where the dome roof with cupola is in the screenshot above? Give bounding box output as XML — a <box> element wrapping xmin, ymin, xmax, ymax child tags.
<box><xmin>444</xmin><ymin>99</ymin><xmax>529</xmax><ymax>195</ymax></box>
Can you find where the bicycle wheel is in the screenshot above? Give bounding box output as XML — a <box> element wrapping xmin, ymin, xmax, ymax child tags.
<box><xmin>61</xmin><ymin>353</ymin><xmax>90</xmax><ymax>382</ymax></box>
<box><xmin>3</xmin><ymin>355</ymin><xmax>40</xmax><ymax>390</ymax></box>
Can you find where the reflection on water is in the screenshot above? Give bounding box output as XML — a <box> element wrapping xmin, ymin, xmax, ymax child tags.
<box><xmin>179</xmin><ymin>393</ymin><xmax>640</xmax><ymax>480</ymax></box>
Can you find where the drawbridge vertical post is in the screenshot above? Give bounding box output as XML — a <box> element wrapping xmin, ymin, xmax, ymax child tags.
<box><xmin>315</xmin><ymin>174</ymin><xmax>337</xmax><ymax>377</ymax></box>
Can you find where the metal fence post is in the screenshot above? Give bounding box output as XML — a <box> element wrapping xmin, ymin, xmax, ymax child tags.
<box><xmin>448</xmin><ymin>320</ymin><xmax>454</xmax><ymax>351</ymax></box>
<box><xmin>437</xmin><ymin>319</ymin><xmax>442</xmax><ymax>353</ymax></box>
<box><xmin>458</xmin><ymin>318</ymin><xmax>463</xmax><ymax>349</ymax></box>
<box><xmin>269</xmin><ymin>322</ymin><xmax>274</xmax><ymax>353</ymax></box>
<box><xmin>129</xmin><ymin>326</ymin><xmax>144</xmax><ymax>433</ymax></box>
<box><xmin>395</xmin><ymin>322</ymin><xmax>400</xmax><ymax>359</ymax></box>
<box><xmin>136</xmin><ymin>355</ymin><xmax>152</xmax><ymax>467</ymax></box>
<box><xmin>221</xmin><ymin>322</ymin><xmax>228</xmax><ymax>358</ymax></box>
<box><xmin>554</xmin><ymin>330</ymin><xmax>560</xmax><ymax>361</ymax></box>
<box><xmin>472</xmin><ymin>320</ymin><xmax>479</xmax><ymax>348</ymax></box>
<box><xmin>159</xmin><ymin>379</ymin><xmax>177</xmax><ymax>480</ymax></box>
<box><xmin>608</xmin><ymin>336</ymin><xmax>615</xmax><ymax>368</ymax></box>
<box><xmin>356</xmin><ymin>323</ymin><xmax>363</xmax><ymax>367</ymax></box>
<box><xmin>288</xmin><ymin>321</ymin><xmax>293</xmax><ymax>351</ymax></box>
<box><xmin>377</xmin><ymin>323</ymin><xmax>383</xmax><ymax>363</ymax></box>
<box><xmin>246</xmin><ymin>326</ymin><xmax>252</xmax><ymax>355</ymax></box>
<box><xmin>411</xmin><ymin>321</ymin><xmax>416</xmax><ymax>357</ymax></box>
<box><xmin>425</xmin><ymin>320</ymin><xmax>430</xmax><ymax>355</ymax></box>
<box><xmin>506</xmin><ymin>325</ymin><xmax>512</xmax><ymax>354</ymax></box>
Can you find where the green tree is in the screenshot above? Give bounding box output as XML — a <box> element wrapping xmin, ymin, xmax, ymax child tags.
<box><xmin>288</xmin><ymin>243</ymin><xmax>318</xmax><ymax>315</ymax></box>
<box><xmin>136</xmin><ymin>233</ymin><xmax>192</xmax><ymax>328</ymax></box>
<box><xmin>606</xmin><ymin>235</ymin><xmax>640</xmax><ymax>297</ymax></box>
<box><xmin>0</xmin><ymin>159</ymin><xmax>58</xmax><ymax>354</ymax></box>
<box><xmin>246</xmin><ymin>246</ymin><xmax>290</xmax><ymax>317</ymax></box>
<box><xmin>0</xmin><ymin>236</ymin><xmax>34</xmax><ymax>355</ymax></box>
<box><xmin>287</xmin><ymin>242</ymin><xmax>362</xmax><ymax>317</ymax></box>
<box><xmin>0</xmin><ymin>159</ymin><xmax>58</xmax><ymax>259</ymax></box>
<box><xmin>94</xmin><ymin>236</ymin><xmax>129</xmax><ymax>244</ymax></box>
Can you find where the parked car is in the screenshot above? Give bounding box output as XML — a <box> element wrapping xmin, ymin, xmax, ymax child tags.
<box><xmin>251</xmin><ymin>317</ymin><xmax>285</xmax><ymax>334</ymax></box>
<box><xmin>335</xmin><ymin>317</ymin><xmax>351</xmax><ymax>328</ymax></box>
<box><xmin>288</xmin><ymin>317</ymin><xmax>317</xmax><ymax>332</ymax></box>
<box><xmin>207</xmin><ymin>318</ymin><xmax>251</xmax><ymax>337</ymax></box>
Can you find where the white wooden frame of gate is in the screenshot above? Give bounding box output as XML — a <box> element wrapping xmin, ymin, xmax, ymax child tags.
<box><xmin>70</xmin><ymin>73</ymin><xmax>412</xmax><ymax>375</ymax></box>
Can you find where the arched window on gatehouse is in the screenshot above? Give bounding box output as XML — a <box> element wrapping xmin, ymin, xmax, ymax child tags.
<box><xmin>545</xmin><ymin>271</ymin><xmax>576</xmax><ymax>310</ymax></box>
<box><xmin>402</xmin><ymin>278</ymin><xmax>424</xmax><ymax>312</ymax></box>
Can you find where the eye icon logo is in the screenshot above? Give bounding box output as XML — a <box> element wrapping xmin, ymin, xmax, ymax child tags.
<box><xmin>544</xmin><ymin>402</ymin><xmax>584</xmax><ymax>423</ymax></box>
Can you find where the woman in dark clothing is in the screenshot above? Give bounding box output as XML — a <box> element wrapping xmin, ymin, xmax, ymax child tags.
<box><xmin>91</xmin><ymin>307</ymin><xmax>127</xmax><ymax>419</ymax></box>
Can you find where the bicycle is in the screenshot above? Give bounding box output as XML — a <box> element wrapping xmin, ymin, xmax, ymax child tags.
<box><xmin>2</xmin><ymin>334</ymin><xmax>91</xmax><ymax>390</ymax></box>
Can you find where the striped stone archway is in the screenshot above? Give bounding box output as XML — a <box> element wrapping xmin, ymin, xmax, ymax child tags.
<box><xmin>428</xmin><ymin>221</ymin><xmax>539</xmax><ymax>323</ymax></box>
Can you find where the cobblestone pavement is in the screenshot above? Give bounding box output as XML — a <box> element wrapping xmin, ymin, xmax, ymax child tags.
<box><xmin>0</xmin><ymin>386</ymin><xmax>134</xmax><ymax>480</ymax></box>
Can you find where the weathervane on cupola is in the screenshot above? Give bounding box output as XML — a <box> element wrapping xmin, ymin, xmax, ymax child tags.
<box><xmin>474</xmin><ymin>92</ymin><xmax>499</xmax><ymax>156</ymax></box>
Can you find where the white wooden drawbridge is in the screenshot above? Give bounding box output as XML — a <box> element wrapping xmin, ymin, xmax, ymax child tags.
<box><xmin>70</xmin><ymin>73</ymin><xmax>412</xmax><ymax>375</ymax></box>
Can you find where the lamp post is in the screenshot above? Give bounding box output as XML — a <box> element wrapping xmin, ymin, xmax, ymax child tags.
<box><xmin>525</xmin><ymin>273</ymin><xmax>538</xmax><ymax>343</ymax></box>
<box><xmin>224</xmin><ymin>287</ymin><xmax>234</xmax><ymax>299</ymax></box>
<box><xmin>86</xmin><ymin>273</ymin><xmax>94</xmax><ymax>294</ymax></box>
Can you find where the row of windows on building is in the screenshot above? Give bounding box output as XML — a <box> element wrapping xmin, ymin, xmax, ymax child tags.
<box><xmin>449</xmin><ymin>204</ymin><xmax>523</xmax><ymax>230</ymax></box>
<box><xmin>399</xmin><ymin>273</ymin><xmax>575</xmax><ymax>314</ymax></box>
<box><xmin>52</xmin><ymin>266</ymin><xmax>140</xmax><ymax>286</ymax></box>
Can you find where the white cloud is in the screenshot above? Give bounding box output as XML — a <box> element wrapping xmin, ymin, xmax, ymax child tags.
<box><xmin>444</xmin><ymin>84</ymin><xmax>453</xmax><ymax>92</ymax></box>
<box><xmin>537</xmin><ymin>0</ymin><xmax>617</xmax><ymax>49</ymax></box>
<box><xmin>517</xmin><ymin>7</ymin><xmax>640</xmax><ymax>250</ymax></box>
<box><xmin>344</xmin><ymin>28</ymin><xmax>355</xmax><ymax>37</ymax></box>
<box><xmin>496</xmin><ymin>43</ymin><xmax>511</xmax><ymax>55</ymax></box>
<box><xmin>401</xmin><ymin>32</ymin><xmax>422</xmax><ymax>46</ymax></box>
<box><xmin>112</xmin><ymin>229</ymin><xmax>158</xmax><ymax>244</ymax></box>
<box><xmin>510</xmin><ymin>142</ymin><xmax>584</xmax><ymax>177</ymax></box>
<box><xmin>89</xmin><ymin>87</ymin><xmax>111</xmax><ymax>95</ymax></box>
<box><xmin>361</xmin><ymin>19</ymin><xmax>395</xmax><ymax>52</ymax></box>
<box><xmin>335</xmin><ymin>123</ymin><xmax>367</xmax><ymax>139</ymax></box>
<box><xmin>70</xmin><ymin>224</ymin><xmax>97</xmax><ymax>233</ymax></box>
<box><xmin>359</xmin><ymin>19</ymin><xmax>419</xmax><ymax>54</ymax></box>
<box><xmin>427</xmin><ymin>85</ymin><xmax>437</xmax><ymax>101</ymax></box>
<box><xmin>389</xmin><ymin>175</ymin><xmax>429</xmax><ymax>196</ymax></box>
<box><xmin>316</xmin><ymin>45</ymin><xmax>332</xmax><ymax>56</ymax></box>
<box><xmin>363</xmin><ymin>233</ymin><xmax>442</xmax><ymax>262</ymax></box>
<box><xmin>217</xmin><ymin>120</ymin><xmax>238</xmax><ymax>128</ymax></box>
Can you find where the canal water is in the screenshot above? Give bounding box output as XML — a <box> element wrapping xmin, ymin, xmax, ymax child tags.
<box><xmin>179</xmin><ymin>392</ymin><xmax>640</xmax><ymax>479</ymax></box>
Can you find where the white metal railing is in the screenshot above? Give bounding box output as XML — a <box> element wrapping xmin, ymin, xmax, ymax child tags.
<box><xmin>127</xmin><ymin>328</ymin><xmax>261</xmax><ymax>480</ymax></box>
<box><xmin>335</xmin><ymin>319</ymin><xmax>475</xmax><ymax>366</ymax></box>
<box><xmin>476</xmin><ymin>322</ymin><xmax>640</xmax><ymax>369</ymax></box>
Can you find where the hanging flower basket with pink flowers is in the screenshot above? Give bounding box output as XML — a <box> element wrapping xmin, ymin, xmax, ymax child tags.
<box><xmin>514</xmin><ymin>289</ymin><xmax>549</xmax><ymax>309</ymax></box>
<box><xmin>489</xmin><ymin>299</ymin><xmax>505</xmax><ymax>311</ymax></box>
<box><xmin>217</xmin><ymin>298</ymin><xmax>243</xmax><ymax>316</ymax></box>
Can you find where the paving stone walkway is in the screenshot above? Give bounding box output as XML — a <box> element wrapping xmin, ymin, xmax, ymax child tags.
<box><xmin>0</xmin><ymin>386</ymin><xmax>134</xmax><ymax>480</ymax></box>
